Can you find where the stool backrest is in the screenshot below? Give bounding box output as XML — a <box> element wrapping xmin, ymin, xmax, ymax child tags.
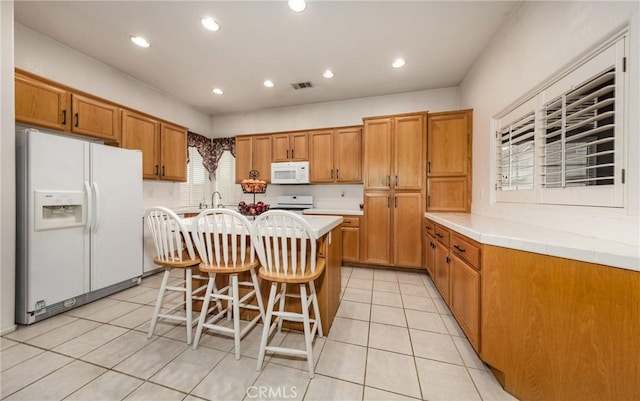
<box><xmin>192</xmin><ymin>209</ymin><xmax>254</xmax><ymax>268</ymax></box>
<box><xmin>145</xmin><ymin>206</ymin><xmax>196</xmax><ymax>262</ymax></box>
<box><xmin>252</xmin><ymin>211</ymin><xmax>317</xmax><ymax>277</ymax></box>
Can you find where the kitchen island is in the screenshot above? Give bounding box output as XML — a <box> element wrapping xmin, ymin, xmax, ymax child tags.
<box><xmin>180</xmin><ymin>214</ymin><xmax>343</xmax><ymax>333</ymax></box>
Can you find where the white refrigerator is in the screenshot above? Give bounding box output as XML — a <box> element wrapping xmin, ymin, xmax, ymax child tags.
<box><xmin>16</xmin><ymin>127</ymin><xmax>143</xmax><ymax>324</ymax></box>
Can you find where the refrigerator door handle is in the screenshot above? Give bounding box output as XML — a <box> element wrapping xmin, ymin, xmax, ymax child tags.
<box><xmin>84</xmin><ymin>181</ymin><xmax>93</xmax><ymax>232</ymax></box>
<box><xmin>92</xmin><ymin>181</ymin><xmax>100</xmax><ymax>233</ymax></box>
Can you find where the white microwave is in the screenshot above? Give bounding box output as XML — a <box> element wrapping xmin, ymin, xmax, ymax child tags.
<box><xmin>271</xmin><ymin>161</ymin><xmax>310</xmax><ymax>184</ymax></box>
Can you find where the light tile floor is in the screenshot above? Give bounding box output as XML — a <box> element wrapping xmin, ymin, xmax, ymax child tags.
<box><xmin>1</xmin><ymin>267</ymin><xmax>519</xmax><ymax>401</ymax></box>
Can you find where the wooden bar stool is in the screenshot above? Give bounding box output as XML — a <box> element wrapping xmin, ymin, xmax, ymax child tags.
<box><xmin>145</xmin><ymin>207</ymin><xmax>206</xmax><ymax>345</ymax></box>
<box><xmin>252</xmin><ymin>210</ymin><xmax>324</xmax><ymax>378</ymax></box>
<box><xmin>191</xmin><ymin>209</ymin><xmax>265</xmax><ymax>360</ymax></box>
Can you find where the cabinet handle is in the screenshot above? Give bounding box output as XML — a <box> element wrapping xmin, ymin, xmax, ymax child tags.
<box><xmin>331</xmin><ymin>169</ymin><xmax>334</xmax><ymax>179</ymax></box>
<box><xmin>291</xmin><ymin>149</ymin><xmax>294</xmax><ymax>158</ymax></box>
<box><xmin>395</xmin><ymin>175</ymin><xmax>398</xmax><ymax>187</ymax></box>
<box><xmin>155</xmin><ymin>165</ymin><xmax>159</xmax><ymax>176</ymax></box>
<box><xmin>428</xmin><ymin>161</ymin><xmax>431</xmax><ymax>174</ymax></box>
<box><xmin>74</xmin><ymin>113</ymin><xmax>79</xmax><ymax>127</ymax></box>
<box><xmin>446</xmin><ymin>256</ymin><xmax>451</xmax><ymax>264</ymax></box>
<box><xmin>431</xmin><ymin>242</ymin><xmax>436</xmax><ymax>249</ymax></box>
<box><xmin>436</xmin><ymin>233</ymin><xmax>444</xmax><ymax>238</ymax></box>
<box><xmin>453</xmin><ymin>244</ymin><xmax>466</xmax><ymax>253</ymax></box>
<box><xmin>395</xmin><ymin>196</ymin><xmax>398</xmax><ymax>208</ymax></box>
<box><xmin>427</xmin><ymin>195</ymin><xmax>431</xmax><ymax>207</ymax></box>
<box><xmin>287</xmin><ymin>149</ymin><xmax>289</xmax><ymax>159</ymax></box>
<box><xmin>162</xmin><ymin>166</ymin><xmax>165</xmax><ymax>176</ymax></box>
<box><xmin>387</xmin><ymin>175</ymin><xmax>390</xmax><ymax>186</ymax></box>
<box><xmin>61</xmin><ymin>110</ymin><xmax>67</xmax><ymax>125</ymax></box>
<box><xmin>336</xmin><ymin>169</ymin><xmax>339</xmax><ymax>180</ymax></box>
<box><xmin>425</xmin><ymin>226</ymin><xmax>433</xmax><ymax>231</ymax></box>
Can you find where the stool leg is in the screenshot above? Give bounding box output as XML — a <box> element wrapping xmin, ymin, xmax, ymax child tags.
<box><xmin>277</xmin><ymin>283</ymin><xmax>287</xmax><ymax>333</ymax></box>
<box><xmin>309</xmin><ymin>280</ymin><xmax>323</xmax><ymax>337</ymax></box>
<box><xmin>185</xmin><ymin>268</ymin><xmax>193</xmax><ymax>345</ymax></box>
<box><xmin>232</xmin><ymin>274</ymin><xmax>241</xmax><ymax>360</ymax></box>
<box><xmin>192</xmin><ymin>272</ymin><xmax>215</xmax><ymax>350</ymax></box>
<box><xmin>148</xmin><ymin>268</ymin><xmax>171</xmax><ymax>339</ymax></box>
<box><xmin>250</xmin><ymin>268</ymin><xmax>265</xmax><ymax>322</ymax></box>
<box><xmin>257</xmin><ymin>282</ymin><xmax>278</xmax><ymax>372</ymax></box>
<box><xmin>300</xmin><ymin>283</ymin><xmax>314</xmax><ymax>378</ymax></box>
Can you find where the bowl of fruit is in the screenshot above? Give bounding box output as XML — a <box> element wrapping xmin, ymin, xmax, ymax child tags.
<box><xmin>238</xmin><ymin>201</ymin><xmax>270</xmax><ymax>216</ymax></box>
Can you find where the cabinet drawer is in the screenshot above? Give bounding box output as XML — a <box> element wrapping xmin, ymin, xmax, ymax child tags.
<box><xmin>341</xmin><ymin>216</ymin><xmax>360</xmax><ymax>227</ymax></box>
<box><xmin>424</xmin><ymin>218</ymin><xmax>435</xmax><ymax>235</ymax></box>
<box><xmin>451</xmin><ymin>232</ymin><xmax>481</xmax><ymax>270</ymax></box>
<box><xmin>434</xmin><ymin>225</ymin><xmax>450</xmax><ymax>247</ymax></box>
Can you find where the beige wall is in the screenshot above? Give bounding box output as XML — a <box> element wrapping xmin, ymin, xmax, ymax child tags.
<box><xmin>460</xmin><ymin>1</ymin><xmax>640</xmax><ymax>245</ymax></box>
<box><xmin>1</xmin><ymin>0</ymin><xmax>16</xmax><ymax>334</ymax></box>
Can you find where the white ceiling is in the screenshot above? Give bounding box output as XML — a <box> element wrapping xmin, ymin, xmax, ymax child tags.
<box><xmin>14</xmin><ymin>1</ymin><xmax>518</xmax><ymax>116</ymax></box>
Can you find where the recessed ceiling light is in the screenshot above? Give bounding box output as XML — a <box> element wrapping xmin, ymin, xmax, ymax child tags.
<box><xmin>201</xmin><ymin>17</ymin><xmax>220</xmax><ymax>32</ymax></box>
<box><xmin>212</xmin><ymin>88</ymin><xmax>223</xmax><ymax>95</ymax></box>
<box><xmin>130</xmin><ymin>36</ymin><xmax>150</xmax><ymax>48</ymax></box>
<box><xmin>288</xmin><ymin>0</ymin><xmax>306</xmax><ymax>12</ymax></box>
<box><xmin>323</xmin><ymin>69</ymin><xmax>335</xmax><ymax>79</ymax></box>
<box><xmin>392</xmin><ymin>58</ymin><xmax>406</xmax><ymax>68</ymax></box>
<box><xmin>263</xmin><ymin>80</ymin><xmax>274</xmax><ymax>88</ymax></box>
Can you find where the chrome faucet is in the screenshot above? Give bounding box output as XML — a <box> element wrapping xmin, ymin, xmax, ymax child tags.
<box><xmin>211</xmin><ymin>191</ymin><xmax>222</xmax><ymax>208</ymax></box>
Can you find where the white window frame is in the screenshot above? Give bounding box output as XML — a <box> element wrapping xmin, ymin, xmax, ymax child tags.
<box><xmin>180</xmin><ymin>146</ymin><xmax>208</xmax><ymax>207</ymax></box>
<box><xmin>493</xmin><ymin>31</ymin><xmax>627</xmax><ymax>208</ymax></box>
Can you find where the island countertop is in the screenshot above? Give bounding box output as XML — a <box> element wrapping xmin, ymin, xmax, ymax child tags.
<box><xmin>180</xmin><ymin>214</ymin><xmax>343</xmax><ymax>238</ymax></box>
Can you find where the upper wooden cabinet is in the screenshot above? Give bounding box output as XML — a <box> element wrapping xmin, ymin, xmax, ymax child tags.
<box><xmin>235</xmin><ymin>135</ymin><xmax>272</xmax><ymax>183</ymax></box>
<box><xmin>122</xmin><ymin>110</ymin><xmax>187</xmax><ymax>182</ymax></box>
<box><xmin>15</xmin><ymin>70</ymin><xmax>120</xmax><ymax>144</ymax></box>
<box><xmin>363</xmin><ymin>113</ymin><xmax>425</xmax><ymax>191</ymax></box>
<box><xmin>159</xmin><ymin>123</ymin><xmax>188</xmax><ymax>181</ymax></box>
<box><xmin>309</xmin><ymin>126</ymin><xmax>362</xmax><ymax>183</ymax></box>
<box><xmin>273</xmin><ymin>132</ymin><xmax>308</xmax><ymax>162</ymax></box>
<box><xmin>15</xmin><ymin>72</ymin><xmax>69</xmax><ymax>131</ymax></box>
<box><xmin>427</xmin><ymin>110</ymin><xmax>472</xmax><ymax>212</ymax></box>
<box><xmin>70</xmin><ymin>94</ymin><xmax>120</xmax><ymax>144</ymax></box>
<box><xmin>121</xmin><ymin>110</ymin><xmax>160</xmax><ymax>179</ymax></box>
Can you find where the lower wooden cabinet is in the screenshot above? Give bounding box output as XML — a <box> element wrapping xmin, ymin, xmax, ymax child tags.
<box><xmin>341</xmin><ymin>216</ymin><xmax>361</xmax><ymax>264</ymax></box>
<box><xmin>449</xmin><ymin>254</ymin><xmax>480</xmax><ymax>349</ymax></box>
<box><xmin>427</xmin><ymin>218</ymin><xmax>481</xmax><ymax>351</ymax></box>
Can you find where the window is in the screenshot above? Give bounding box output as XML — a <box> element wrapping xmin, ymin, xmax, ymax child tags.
<box><xmin>180</xmin><ymin>147</ymin><xmax>207</xmax><ymax>207</ymax></box>
<box><xmin>213</xmin><ymin>150</ymin><xmax>242</xmax><ymax>206</ymax></box>
<box><xmin>494</xmin><ymin>33</ymin><xmax>626</xmax><ymax>207</ymax></box>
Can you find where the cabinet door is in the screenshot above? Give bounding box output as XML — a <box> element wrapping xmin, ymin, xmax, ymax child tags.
<box><xmin>427</xmin><ymin>177</ymin><xmax>468</xmax><ymax>212</ymax></box>
<box><xmin>363</xmin><ymin>118</ymin><xmax>392</xmax><ymax>190</ymax></box>
<box><xmin>252</xmin><ymin>135</ymin><xmax>272</xmax><ymax>182</ymax></box>
<box><xmin>272</xmin><ymin>134</ymin><xmax>291</xmax><ymax>162</ymax></box>
<box><xmin>235</xmin><ymin>137</ymin><xmax>252</xmax><ymax>182</ymax></box>
<box><xmin>425</xmin><ymin>233</ymin><xmax>436</xmax><ymax>278</ymax></box>
<box><xmin>434</xmin><ymin>242</ymin><xmax>451</xmax><ymax>303</ymax></box>
<box><xmin>335</xmin><ymin>127</ymin><xmax>362</xmax><ymax>183</ymax></box>
<box><xmin>341</xmin><ymin>226</ymin><xmax>360</xmax><ymax>264</ymax></box>
<box><xmin>310</xmin><ymin>130</ymin><xmax>335</xmax><ymax>183</ymax></box>
<box><xmin>160</xmin><ymin>123</ymin><xmax>187</xmax><ymax>181</ymax></box>
<box><xmin>121</xmin><ymin>110</ymin><xmax>160</xmax><ymax>179</ymax></box>
<box><xmin>362</xmin><ymin>192</ymin><xmax>392</xmax><ymax>265</ymax></box>
<box><xmin>290</xmin><ymin>132</ymin><xmax>309</xmax><ymax>161</ymax></box>
<box><xmin>394</xmin><ymin>114</ymin><xmax>425</xmax><ymax>191</ymax></box>
<box><xmin>393</xmin><ymin>192</ymin><xmax>423</xmax><ymax>268</ymax></box>
<box><xmin>427</xmin><ymin>110</ymin><xmax>471</xmax><ymax>176</ymax></box>
<box><xmin>71</xmin><ymin>94</ymin><xmax>120</xmax><ymax>144</ymax></box>
<box><xmin>450</xmin><ymin>255</ymin><xmax>480</xmax><ymax>350</ymax></box>
<box><xmin>15</xmin><ymin>73</ymin><xmax>70</xmax><ymax>131</ymax></box>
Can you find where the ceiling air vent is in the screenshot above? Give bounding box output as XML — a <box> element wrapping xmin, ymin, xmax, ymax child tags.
<box><xmin>291</xmin><ymin>81</ymin><xmax>314</xmax><ymax>90</ymax></box>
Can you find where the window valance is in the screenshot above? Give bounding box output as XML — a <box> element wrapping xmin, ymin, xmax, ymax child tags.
<box><xmin>187</xmin><ymin>131</ymin><xmax>235</xmax><ymax>179</ymax></box>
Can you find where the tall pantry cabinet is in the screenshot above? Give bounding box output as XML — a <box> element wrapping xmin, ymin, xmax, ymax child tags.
<box><xmin>362</xmin><ymin>112</ymin><xmax>426</xmax><ymax>268</ymax></box>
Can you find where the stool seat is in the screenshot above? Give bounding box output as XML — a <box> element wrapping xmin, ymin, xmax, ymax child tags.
<box><xmin>258</xmin><ymin>259</ymin><xmax>325</xmax><ymax>284</ymax></box>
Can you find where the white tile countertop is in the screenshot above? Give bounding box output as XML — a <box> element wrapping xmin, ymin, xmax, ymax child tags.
<box><xmin>303</xmin><ymin>208</ymin><xmax>364</xmax><ymax>216</ymax></box>
<box><xmin>180</xmin><ymin>214</ymin><xmax>343</xmax><ymax>239</ymax></box>
<box><xmin>425</xmin><ymin>213</ymin><xmax>640</xmax><ymax>272</ymax></box>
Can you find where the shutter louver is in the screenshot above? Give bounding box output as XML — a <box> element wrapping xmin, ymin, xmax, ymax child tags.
<box><xmin>496</xmin><ymin>111</ymin><xmax>535</xmax><ymax>191</ymax></box>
